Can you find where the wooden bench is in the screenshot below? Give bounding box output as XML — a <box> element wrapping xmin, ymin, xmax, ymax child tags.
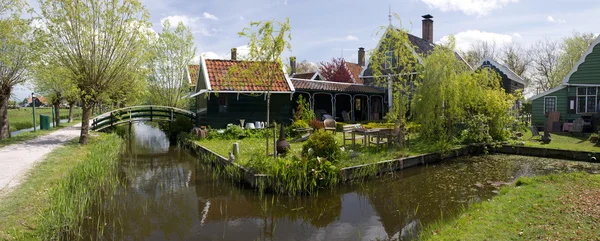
<box><xmin>342</xmin><ymin>124</ymin><xmax>363</xmax><ymax>148</ymax></box>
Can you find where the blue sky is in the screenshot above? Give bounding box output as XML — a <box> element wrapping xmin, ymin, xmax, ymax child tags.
<box><xmin>13</xmin><ymin>0</ymin><xmax>600</xmax><ymax>100</ymax></box>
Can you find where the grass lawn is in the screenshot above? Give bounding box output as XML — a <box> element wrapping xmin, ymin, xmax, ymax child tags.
<box><xmin>520</xmin><ymin>129</ymin><xmax>600</xmax><ymax>152</ymax></box>
<box><xmin>0</xmin><ymin>134</ymin><xmax>120</xmax><ymax>240</ymax></box>
<box><xmin>196</xmin><ymin>131</ymin><xmax>444</xmax><ymax>169</ymax></box>
<box><xmin>0</xmin><ymin>120</ymin><xmax>81</xmax><ymax>149</ymax></box>
<box><xmin>7</xmin><ymin>108</ymin><xmax>82</xmax><ymax>132</ymax></box>
<box><xmin>421</xmin><ymin>172</ymin><xmax>600</xmax><ymax>240</ymax></box>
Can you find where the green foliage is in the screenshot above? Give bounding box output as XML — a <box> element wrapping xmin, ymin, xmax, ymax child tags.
<box><xmin>222</xmin><ymin>124</ymin><xmax>244</xmax><ymax>139</ymax></box>
<box><xmin>413</xmin><ymin>36</ymin><xmax>514</xmax><ymax>149</ymax></box>
<box><xmin>301</xmin><ymin>130</ymin><xmax>340</xmax><ymax>161</ymax></box>
<box><xmin>294</xmin><ymin>95</ymin><xmax>315</xmax><ymax>122</ymax></box>
<box><xmin>554</xmin><ymin>32</ymin><xmax>596</xmax><ymax>86</ymax></box>
<box><xmin>147</xmin><ymin>19</ymin><xmax>196</xmax><ymax>108</ymax></box>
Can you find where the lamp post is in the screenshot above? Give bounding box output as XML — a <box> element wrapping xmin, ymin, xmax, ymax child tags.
<box><xmin>32</xmin><ymin>92</ymin><xmax>36</xmax><ymax>132</ymax></box>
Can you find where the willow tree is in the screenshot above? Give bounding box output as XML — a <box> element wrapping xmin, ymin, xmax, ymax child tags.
<box><xmin>228</xmin><ymin>18</ymin><xmax>291</xmax><ymax>155</ymax></box>
<box><xmin>0</xmin><ymin>0</ymin><xmax>31</xmax><ymax>139</ymax></box>
<box><xmin>37</xmin><ymin>0</ymin><xmax>152</xmax><ymax>144</ymax></box>
<box><xmin>31</xmin><ymin>61</ymin><xmax>78</xmax><ymax>126</ymax></box>
<box><xmin>147</xmin><ymin>19</ymin><xmax>196</xmax><ymax>108</ymax></box>
<box><xmin>413</xmin><ymin>36</ymin><xmax>514</xmax><ymax>148</ymax></box>
<box><xmin>368</xmin><ymin>13</ymin><xmax>419</xmax><ymax>147</ymax></box>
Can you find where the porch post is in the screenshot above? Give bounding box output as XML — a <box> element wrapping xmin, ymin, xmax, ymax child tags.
<box><xmin>367</xmin><ymin>96</ymin><xmax>372</xmax><ymax>121</ymax></box>
<box><xmin>331</xmin><ymin>94</ymin><xmax>336</xmax><ymax>119</ymax></box>
<box><xmin>351</xmin><ymin>95</ymin><xmax>355</xmax><ymax>121</ymax></box>
<box><xmin>309</xmin><ymin>93</ymin><xmax>315</xmax><ymax>110</ymax></box>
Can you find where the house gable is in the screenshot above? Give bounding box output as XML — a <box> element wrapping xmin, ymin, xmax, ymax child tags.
<box><xmin>477</xmin><ymin>58</ymin><xmax>525</xmax><ymax>94</ymax></box>
<box><xmin>565</xmin><ymin>36</ymin><xmax>600</xmax><ymax>85</ymax></box>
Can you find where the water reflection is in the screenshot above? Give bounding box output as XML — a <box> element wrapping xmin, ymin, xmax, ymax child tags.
<box><xmin>82</xmin><ymin>123</ymin><xmax>600</xmax><ymax>241</ymax></box>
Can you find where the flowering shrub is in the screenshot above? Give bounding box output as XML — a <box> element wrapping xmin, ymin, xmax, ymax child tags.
<box><xmin>301</xmin><ymin>130</ymin><xmax>340</xmax><ymax>161</ymax></box>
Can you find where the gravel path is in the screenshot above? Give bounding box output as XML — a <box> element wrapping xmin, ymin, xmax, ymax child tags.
<box><xmin>0</xmin><ymin>124</ymin><xmax>81</xmax><ymax>196</ymax></box>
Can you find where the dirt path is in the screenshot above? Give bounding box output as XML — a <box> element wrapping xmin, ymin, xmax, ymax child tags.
<box><xmin>0</xmin><ymin>124</ymin><xmax>81</xmax><ymax>196</ymax></box>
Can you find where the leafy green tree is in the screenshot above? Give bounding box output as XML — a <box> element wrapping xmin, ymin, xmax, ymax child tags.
<box><xmin>37</xmin><ymin>0</ymin><xmax>152</xmax><ymax>144</ymax></box>
<box><xmin>0</xmin><ymin>0</ymin><xmax>32</xmax><ymax>139</ymax></box>
<box><xmin>367</xmin><ymin>13</ymin><xmax>419</xmax><ymax>147</ymax></box>
<box><xmin>31</xmin><ymin>61</ymin><xmax>78</xmax><ymax>126</ymax></box>
<box><xmin>227</xmin><ymin>18</ymin><xmax>292</xmax><ymax>155</ymax></box>
<box><xmin>413</xmin><ymin>36</ymin><xmax>515</xmax><ymax>149</ymax></box>
<box><xmin>147</xmin><ymin>20</ymin><xmax>196</xmax><ymax>108</ymax></box>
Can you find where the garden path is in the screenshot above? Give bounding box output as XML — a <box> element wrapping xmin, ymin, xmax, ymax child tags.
<box><xmin>0</xmin><ymin>124</ymin><xmax>81</xmax><ymax>197</ymax></box>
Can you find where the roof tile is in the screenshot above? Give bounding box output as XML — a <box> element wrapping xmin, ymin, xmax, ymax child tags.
<box><xmin>204</xmin><ymin>59</ymin><xmax>291</xmax><ymax>92</ymax></box>
<box><xmin>291</xmin><ymin>78</ymin><xmax>384</xmax><ymax>94</ymax></box>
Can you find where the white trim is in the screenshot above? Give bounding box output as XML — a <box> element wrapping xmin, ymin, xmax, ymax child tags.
<box><xmin>562</xmin><ymin>35</ymin><xmax>600</xmax><ymax>85</ymax></box>
<box><xmin>209</xmin><ymin>90</ymin><xmax>292</xmax><ymax>94</ymax></box>
<box><xmin>575</xmin><ymin>86</ymin><xmax>598</xmax><ymax>114</ymax></box>
<box><xmin>529</xmin><ymin>85</ymin><xmax>566</xmax><ymax>101</ymax></box>
<box><xmin>456</xmin><ymin>51</ymin><xmax>472</xmax><ymax>70</ymax></box>
<box><xmin>476</xmin><ymin>57</ymin><xmax>526</xmax><ymax>85</ymax></box>
<box><xmin>283</xmin><ymin>64</ymin><xmax>295</xmax><ymax>92</ymax></box>
<box><xmin>543</xmin><ymin>96</ymin><xmax>557</xmax><ymax>113</ymax></box>
<box><xmin>200</xmin><ymin>56</ymin><xmax>211</xmax><ymax>90</ymax></box>
<box><xmin>290</xmin><ymin>77</ymin><xmax>369</xmax><ymax>87</ymax></box>
<box><xmin>186</xmin><ymin>65</ymin><xmax>193</xmax><ymax>85</ymax></box>
<box><xmin>189</xmin><ymin>89</ymin><xmax>208</xmax><ymax>98</ymax></box>
<box><xmin>310</xmin><ymin>72</ymin><xmax>319</xmax><ymax>80</ymax></box>
<box><xmin>343</xmin><ymin>62</ymin><xmax>357</xmax><ymax>84</ymax></box>
<box><xmin>567</xmin><ymin>84</ymin><xmax>600</xmax><ymax>87</ymax></box>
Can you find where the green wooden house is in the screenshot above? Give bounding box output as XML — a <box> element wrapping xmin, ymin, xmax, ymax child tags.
<box><xmin>530</xmin><ymin>36</ymin><xmax>600</xmax><ymax>130</ymax></box>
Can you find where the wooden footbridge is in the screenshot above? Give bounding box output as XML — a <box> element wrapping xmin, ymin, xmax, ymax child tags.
<box><xmin>91</xmin><ymin>105</ymin><xmax>196</xmax><ymax>131</ymax></box>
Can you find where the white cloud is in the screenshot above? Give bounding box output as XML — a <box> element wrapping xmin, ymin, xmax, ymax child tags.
<box><xmin>420</xmin><ymin>0</ymin><xmax>519</xmax><ymax>16</ymax></box>
<box><xmin>161</xmin><ymin>15</ymin><xmax>218</xmax><ymax>36</ymax></box>
<box><xmin>512</xmin><ymin>33</ymin><xmax>522</xmax><ymax>38</ymax></box>
<box><xmin>203</xmin><ymin>12</ymin><xmax>218</xmax><ymax>21</ymax></box>
<box><xmin>547</xmin><ymin>16</ymin><xmax>566</xmax><ymax>23</ymax></box>
<box><xmin>345</xmin><ymin>35</ymin><xmax>359</xmax><ymax>41</ymax></box>
<box><xmin>438</xmin><ymin>30</ymin><xmax>513</xmax><ymax>52</ymax></box>
<box><xmin>201</xmin><ymin>52</ymin><xmax>223</xmax><ymax>59</ymax></box>
<box><xmin>240</xmin><ymin>16</ymin><xmax>245</xmax><ymax>20</ymax></box>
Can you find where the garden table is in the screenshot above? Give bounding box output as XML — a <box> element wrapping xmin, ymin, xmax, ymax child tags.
<box><xmin>353</xmin><ymin>128</ymin><xmax>385</xmax><ymax>147</ymax></box>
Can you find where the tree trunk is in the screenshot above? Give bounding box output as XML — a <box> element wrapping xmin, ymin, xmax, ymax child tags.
<box><xmin>266</xmin><ymin>93</ymin><xmax>271</xmax><ymax>156</ymax></box>
<box><xmin>0</xmin><ymin>91</ymin><xmax>10</xmax><ymax>140</ymax></box>
<box><xmin>79</xmin><ymin>101</ymin><xmax>93</xmax><ymax>144</ymax></box>
<box><xmin>54</xmin><ymin>101</ymin><xmax>61</xmax><ymax>127</ymax></box>
<box><xmin>68</xmin><ymin>102</ymin><xmax>74</xmax><ymax>123</ymax></box>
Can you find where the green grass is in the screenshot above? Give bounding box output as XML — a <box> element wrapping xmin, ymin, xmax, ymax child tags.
<box><xmin>0</xmin><ymin>134</ymin><xmax>122</xmax><ymax>240</ymax></box>
<box><xmin>196</xmin><ymin>131</ymin><xmax>441</xmax><ymax>169</ymax></box>
<box><xmin>420</xmin><ymin>172</ymin><xmax>600</xmax><ymax>240</ymax></box>
<box><xmin>0</xmin><ymin>121</ymin><xmax>81</xmax><ymax>149</ymax></box>
<box><xmin>520</xmin><ymin>129</ymin><xmax>600</xmax><ymax>152</ymax></box>
<box><xmin>7</xmin><ymin>108</ymin><xmax>82</xmax><ymax>132</ymax></box>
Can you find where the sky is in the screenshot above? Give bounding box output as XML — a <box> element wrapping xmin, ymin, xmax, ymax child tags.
<box><xmin>12</xmin><ymin>0</ymin><xmax>600</xmax><ymax>100</ymax></box>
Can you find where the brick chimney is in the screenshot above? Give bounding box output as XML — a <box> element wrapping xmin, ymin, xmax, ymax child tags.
<box><xmin>290</xmin><ymin>56</ymin><xmax>297</xmax><ymax>75</ymax></box>
<box><xmin>358</xmin><ymin>47</ymin><xmax>365</xmax><ymax>67</ymax></box>
<box><xmin>231</xmin><ymin>48</ymin><xmax>237</xmax><ymax>60</ymax></box>
<box><xmin>422</xmin><ymin>14</ymin><xmax>433</xmax><ymax>43</ymax></box>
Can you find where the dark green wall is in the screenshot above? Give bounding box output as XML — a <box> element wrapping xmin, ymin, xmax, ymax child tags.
<box><xmin>199</xmin><ymin>93</ymin><xmax>293</xmax><ymax>129</ymax></box>
<box><xmin>569</xmin><ymin>43</ymin><xmax>600</xmax><ymax>85</ymax></box>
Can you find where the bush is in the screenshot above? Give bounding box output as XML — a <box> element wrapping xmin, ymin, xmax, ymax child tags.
<box><xmin>301</xmin><ymin>130</ymin><xmax>340</xmax><ymax>161</ymax></box>
<box><xmin>309</xmin><ymin>119</ymin><xmax>323</xmax><ymax>129</ymax></box>
<box><xmin>222</xmin><ymin>124</ymin><xmax>244</xmax><ymax>139</ymax></box>
<box><xmin>459</xmin><ymin>114</ymin><xmax>493</xmax><ymax>144</ymax></box>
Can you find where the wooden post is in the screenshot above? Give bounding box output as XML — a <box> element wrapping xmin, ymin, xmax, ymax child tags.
<box><xmin>150</xmin><ymin>106</ymin><xmax>153</xmax><ymax>121</ymax></box>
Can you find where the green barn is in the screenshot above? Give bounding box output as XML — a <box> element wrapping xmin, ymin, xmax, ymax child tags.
<box><xmin>530</xmin><ymin>36</ymin><xmax>600</xmax><ymax>132</ymax></box>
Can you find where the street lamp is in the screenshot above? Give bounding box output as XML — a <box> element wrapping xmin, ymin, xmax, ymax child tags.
<box><xmin>32</xmin><ymin>92</ymin><xmax>36</xmax><ymax>132</ymax></box>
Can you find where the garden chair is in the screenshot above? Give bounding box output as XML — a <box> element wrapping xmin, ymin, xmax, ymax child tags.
<box><xmin>369</xmin><ymin>129</ymin><xmax>393</xmax><ymax>149</ymax></box>
<box><xmin>342</xmin><ymin>124</ymin><xmax>363</xmax><ymax>148</ymax></box>
<box><xmin>342</xmin><ymin>111</ymin><xmax>351</xmax><ymax>122</ymax></box>
<box><xmin>570</xmin><ymin>118</ymin><xmax>585</xmax><ymax>135</ymax></box>
<box><xmin>323</xmin><ymin>119</ymin><xmax>336</xmax><ymax>134</ymax></box>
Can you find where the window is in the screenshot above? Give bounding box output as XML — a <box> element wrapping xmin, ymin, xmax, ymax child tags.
<box><xmin>544</xmin><ymin>96</ymin><xmax>556</xmax><ymax>113</ymax></box>
<box><xmin>384</xmin><ymin>51</ymin><xmax>393</xmax><ymax>69</ymax></box>
<box><xmin>218</xmin><ymin>95</ymin><xmax>228</xmax><ymax>113</ymax></box>
<box><xmin>576</xmin><ymin>87</ymin><xmax>597</xmax><ymax>113</ymax></box>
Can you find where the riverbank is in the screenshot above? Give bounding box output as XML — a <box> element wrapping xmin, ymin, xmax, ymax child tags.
<box><xmin>8</xmin><ymin>108</ymin><xmax>82</xmax><ymax>132</ymax></box>
<box><xmin>420</xmin><ymin>172</ymin><xmax>600</xmax><ymax>240</ymax></box>
<box><xmin>0</xmin><ymin>120</ymin><xmax>80</xmax><ymax>149</ymax></box>
<box><xmin>0</xmin><ymin>134</ymin><xmax>122</xmax><ymax>240</ymax></box>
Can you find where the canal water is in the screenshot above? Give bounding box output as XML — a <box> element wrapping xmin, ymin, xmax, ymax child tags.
<box><xmin>82</xmin><ymin>123</ymin><xmax>600</xmax><ymax>241</ymax></box>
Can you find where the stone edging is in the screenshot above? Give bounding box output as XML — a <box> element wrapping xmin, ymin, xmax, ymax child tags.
<box><xmin>492</xmin><ymin>145</ymin><xmax>600</xmax><ymax>162</ymax></box>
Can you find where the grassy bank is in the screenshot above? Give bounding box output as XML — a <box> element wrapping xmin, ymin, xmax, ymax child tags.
<box><xmin>421</xmin><ymin>172</ymin><xmax>600</xmax><ymax>240</ymax></box>
<box><xmin>7</xmin><ymin>108</ymin><xmax>82</xmax><ymax>132</ymax></box>
<box><xmin>521</xmin><ymin>129</ymin><xmax>599</xmax><ymax>152</ymax></box>
<box><xmin>0</xmin><ymin>134</ymin><xmax>122</xmax><ymax>240</ymax></box>
<box><xmin>0</xmin><ymin>121</ymin><xmax>81</xmax><ymax>149</ymax></box>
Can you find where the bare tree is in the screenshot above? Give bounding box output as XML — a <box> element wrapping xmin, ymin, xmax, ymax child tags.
<box><xmin>500</xmin><ymin>42</ymin><xmax>532</xmax><ymax>81</ymax></box>
<box><xmin>460</xmin><ymin>40</ymin><xmax>498</xmax><ymax>67</ymax></box>
<box><xmin>530</xmin><ymin>39</ymin><xmax>560</xmax><ymax>93</ymax></box>
<box><xmin>297</xmin><ymin>60</ymin><xmax>318</xmax><ymax>73</ymax></box>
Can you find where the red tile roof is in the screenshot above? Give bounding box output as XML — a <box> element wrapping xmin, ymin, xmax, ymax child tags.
<box><xmin>292</xmin><ymin>72</ymin><xmax>316</xmax><ymax>79</ymax></box>
<box><xmin>188</xmin><ymin>64</ymin><xmax>199</xmax><ymax>86</ymax></box>
<box><xmin>345</xmin><ymin>62</ymin><xmax>363</xmax><ymax>84</ymax></box>
<box><xmin>291</xmin><ymin>78</ymin><xmax>384</xmax><ymax>94</ymax></box>
<box><xmin>204</xmin><ymin>59</ymin><xmax>292</xmax><ymax>92</ymax></box>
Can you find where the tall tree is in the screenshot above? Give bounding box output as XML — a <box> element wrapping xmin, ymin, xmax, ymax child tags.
<box><xmin>460</xmin><ymin>40</ymin><xmax>498</xmax><ymax>67</ymax></box>
<box><xmin>147</xmin><ymin>20</ymin><xmax>196</xmax><ymax>108</ymax></box>
<box><xmin>31</xmin><ymin>61</ymin><xmax>78</xmax><ymax>127</ymax></box>
<box><xmin>318</xmin><ymin>57</ymin><xmax>351</xmax><ymax>82</ymax></box>
<box><xmin>500</xmin><ymin>42</ymin><xmax>532</xmax><ymax>78</ymax></box>
<box><xmin>37</xmin><ymin>0</ymin><xmax>152</xmax><ymax>144</ymax></box>
<box><xmin>554</xmin><ymin>32</ymin><xmax>596</xmax><ymax>85</ymax></box>
<box><xmin>297</xmin><ymin>60</ymin><xmax>318</xmax><ymax>74</ymax></box>
<box><xmin>368</xmin><ymin>13</ymin><xmax>420</xmax><ymax>147</ymax></box>
<box><xmin>530</xmin><ymin>39</ymin><xmax>560</xmax><ymax>93</ymax></box>
<box><xmin>0</xmin><ymin>0</ymin><xmax>31</xmax><ymax>139</ymax></box>
<box><xmin>228</xmin><ymin>18</ymin><xmax>291</xmax><ymax>155</ymax></box>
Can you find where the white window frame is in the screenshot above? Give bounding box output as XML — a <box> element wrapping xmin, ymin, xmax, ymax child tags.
<box><xmin>384</xmin><ymin>51</ymin><xmax>393</xmax><ymax>69</ymax></box>
<box><xmin>576</xmin><ymin>87</ymin><xmax>598</xmax><ymax>114</ymax></box>
<box><xmin>544</xmin><ymin>96</ymin><xmax>557</xmax><ymax>114</ymax></box>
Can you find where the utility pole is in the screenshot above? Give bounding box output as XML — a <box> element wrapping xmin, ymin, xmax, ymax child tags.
<box><xmin>32</xmin><ymin>92</ymin><xmax>36</xmax><ymax>132</ymax></box>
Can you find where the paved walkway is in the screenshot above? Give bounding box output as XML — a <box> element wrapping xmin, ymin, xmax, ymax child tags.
<box><xmin>0</xmin><ymin>124</ymin><xmax>81</xmax><ymax>196</ymax></box>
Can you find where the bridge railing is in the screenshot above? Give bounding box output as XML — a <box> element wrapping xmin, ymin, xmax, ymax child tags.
<box><xmin>91</xmin><ymin>105</ymin><xmax>196</xmax><ymax>131</ymax></box>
